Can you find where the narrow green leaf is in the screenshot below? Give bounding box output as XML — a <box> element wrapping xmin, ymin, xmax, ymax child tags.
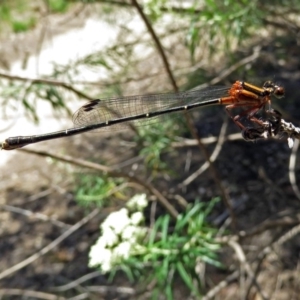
<box><xmin>165</xmin><ymin>282</ymin><xmax>173</xmax><ymax>300</ymax></box>
<box><xmin>176</xmin><ymin>261</ymin><xmax>200</xmax><ymax>296</ymax></box>
<box><xmin>148</xmin><ymin>216</ymin><xmax>163</xmax><ymax>245</ymax></box>
<box><xmin>161</xmin><ymin>214</ymin><xmax>170</xmax><ymax>243</ymax></box>
<box><xmin>119</xmin><ymin>264</ymin><xmax>135</xmax><ymax>283</ymax></box>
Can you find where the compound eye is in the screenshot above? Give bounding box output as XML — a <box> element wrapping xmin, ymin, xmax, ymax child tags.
<box><xmin>263</xmin><ymin>80</ymin><xmax>275</xmax><ymax>89</ymax></box>
<box><xmin>274</xmin><ymin>86</ymin><xmax>285</xmax><ymax>98</ymax></box>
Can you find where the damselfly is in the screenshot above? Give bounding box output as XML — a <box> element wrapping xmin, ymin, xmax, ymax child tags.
<box><xmin>1</xmin><ymin>80</ymin><xmax>285</xmax><ymax>150</ymax></box>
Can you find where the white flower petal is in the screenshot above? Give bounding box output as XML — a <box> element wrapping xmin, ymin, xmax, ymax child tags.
<box><xmin>100</xmin><ymin>227</ymin><xmax>119</xmax><ymax>248</ymax></box>
<box><xmin>101</xmin><ymin>208</ymin><xmax>131</xmax><ymax>235</ymax></box>
<box><xmin>102</xmin><ymin>208</ymin><xmax>128</xmax><ymax>227</ymax></box>
<box><xmin>89</xmin><ymin>246</ymin><xmax>112</xmax><ymax>270</ymax></box>
<box><xmin>113</xmin><ymin>241</ymin><xmax>131</xmax><ymax>260</ymax></box>
<box><xmin>130</xmin><ymin>211</ymin><xmax>144</xmax><ymax>225</ymax></box>
<box><xmin>121</xmin><ymin>225</ymin><xmax>137</xmax><ymax>240</ymax></box>
<box><xmin>127</xmin><ymin>194</ymin><xmax>148</xmax><ymax>211</ymax></box>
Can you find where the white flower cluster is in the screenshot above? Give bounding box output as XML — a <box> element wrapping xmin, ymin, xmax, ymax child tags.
<box><xmin>89</xmin><ymin>194</ymin><xmax>148</xmax><ymax>272</ymax></box>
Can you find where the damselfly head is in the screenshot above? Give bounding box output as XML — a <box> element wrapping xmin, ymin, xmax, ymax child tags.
<box><xmin>274</xmin><ymin>85</ymin><xmax>285</xmax><ymax>98</ymax></box>
<box><xmin>263</xmin><ymin>81</ymin><xmax>285</xmax><ymax>98</ymax></box>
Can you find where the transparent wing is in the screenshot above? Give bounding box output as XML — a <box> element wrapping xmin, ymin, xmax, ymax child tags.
<box><xmin>72</xmin><ymin>87</ymin><xmax>229</xmax><ymax>131</ymax></box>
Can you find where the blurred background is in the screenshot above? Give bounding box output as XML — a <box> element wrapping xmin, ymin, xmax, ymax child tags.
<box><xmin>1</xmin><ymin>0</ymin><xmax>300</xmax><ymax>299</ymax></box>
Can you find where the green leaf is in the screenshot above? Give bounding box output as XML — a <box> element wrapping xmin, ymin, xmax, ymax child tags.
<box><xmin>119</xmin><ymin>264</ymin><xmax>135</xmax><ymax>283</ymax></box>
<box><xmin>176</xmin><ymin>261</ymin><xmax>200</xmax><ymax>297</ymax></box>
<box><xmin>161</xmin><ymin>214</ymin><xmax>170</xmax><ymax>243</ymax></box>
<box><xmin>148</xmin><ymin>216</ymin><xmax>163</xmax><ymax>246</ymax></box>
<box><xmin>165</xmin><ymin>283</ymin><xmax>173</xmax><ymax>300</ymax></box>
<box><xmin>48</xmin><ymin>0</ymin><xmax>69</xmax><ymax>13</ymax></box>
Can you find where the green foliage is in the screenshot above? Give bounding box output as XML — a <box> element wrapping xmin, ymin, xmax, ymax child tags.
<box><xmin>185</xmin><ymin>0</ymin><xmax>264</xmax><ymax>59</ymax></box>
<box><xmin>12</xmin><ymin>17</ymin><xmax>36</xmax><ymax>33</ymax></box>
<box><xmin>47</xmin><ymin>0</ymin><xmax>69</xmax><ymax>13</ymax></box>
<box><xmin>75</xmin><ymin>174</ymin><xmax>126</xmax><ymax>207</ymax></box>
<box><xmin>143</xmin><ymin>0</ymin><xmax>299</xmax><ymax>61</ymax></box>
<box><xmin>0</xmin><ymin>0</ymin><xmax>70</xmax><ymax>35</ymax></box>
<box><xmin>37</xmin><ymin>85</ymin><xmax>71</xmax><ymax>113</ymax></box>
<box><xmin>81</xmin><ymin>52</ymin><xmax>114</xmax><ymax>69</ymax></box>
<box><xmin>0</xmin><ymin>0</ymin><xmax>36</xmax><ymax>34</ymax></box>
<box><xmin>0</xmin><ymin>82</ymin><xmax>72</xmax><ymax>123</ymax></box>
<box><xmin>144</xmin><ymin>0</ymin><xmax>168</xmax><ymax>21</ymax></box>
<box><xmin>0</xmin><ymin>4</ymin><xmax>11</xmax><ymax>22</ymax></box>
<box><xmin>136</xmin><ymin>116</ymin><xmax>186</xmax><ymax>171</ymax></box>
<box><xmin>112</xmin><ymin>199</ymin><xmax>222</xmax><ymax>299</ymax></box>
